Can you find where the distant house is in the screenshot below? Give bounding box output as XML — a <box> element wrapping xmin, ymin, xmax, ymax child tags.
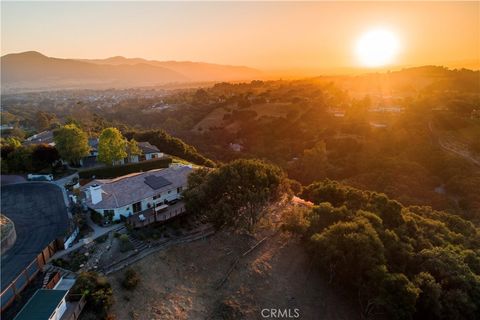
<box><xmin>24</xmin><ymin>130</ymin><xmax>55</xmax><ymax>146</ymax></box>
<box><xmin>80</xmin><ymin>138</ymin><xmax>99</xmax><ymax>167</ymax></box>
<box><xmin>229</xmin><ymin>143</ymin><xmax>244</xmax><ymax>152</ymax></box>
<box><xmin>138</xmin><ymin>142</ymin><xmax>163</xmax><ymax>160</ymax></box>
<box><xmin>88</xmin><ymin>138</ymin><xmax>99</xmax><ymax>157</ymax></box>
<box><xmin>81</xmin><ymin>164</ymin><xmax>192</xmax><ymax>221</ymax></box>
<box><xmin>127</xmin><ymin>141</ymin><xmax>163</xmax><ymax>163</ymax></box>
<box><xmin>13</xmin><ymin>289</ymin><xmax>68</xmax><ymax>320</ymax></box>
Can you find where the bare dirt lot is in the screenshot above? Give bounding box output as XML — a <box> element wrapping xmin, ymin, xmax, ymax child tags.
<box><xmin>108</xmin><ymin>230</ymin><xmax>357</xmax><ymax>320</ymax></box>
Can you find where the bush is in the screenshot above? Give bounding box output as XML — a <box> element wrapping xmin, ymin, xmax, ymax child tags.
<box><xmin>118</xmin><ymin>234</ymin><xmax>134</xmax><ymax>252</ymax></box>
<box><xmin>79</xmin><ymin>157</ymin><xmax>172</xmax><ymax>179</ymax></box>
<box><xmin>91</xmin><ymin>211</ymin><xmax>104</xmax><ymax>225</ymax></box>
<box><xmin>71</xmin><ymin>272</ymin><xmax>113</xmax><ymax>319</ymax></box>
<box><xmin>122</xmin><ymin>268</ymin><xmax>140</xmax><ymax>290</ymax></box>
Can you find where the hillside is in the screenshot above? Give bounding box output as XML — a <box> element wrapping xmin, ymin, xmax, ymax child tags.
<box><xmin>80</xmin><ymin>56</ymin><xmax>263</xmax><ymax>83</ymax></box>
<box><xmin>0</xmin><ymin>51</ymin><xmax>263</xmax><ymax>92</ymax></box>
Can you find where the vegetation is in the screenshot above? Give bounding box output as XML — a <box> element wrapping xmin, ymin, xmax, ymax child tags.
<box><xmin>284</xmin><ymin>180</ymin><xmax>480</xmax><ymax>320</ymax></box>
<box><xmin>183</xmin><ymin>159</ymin><xmax>289</xmax><ymax>232</ymax></box>
<box><xmin>79</xmin><ymin>157</ymin><xmax>172</xmax><ymax>179</ymax></box>
<box><xmin>118</xmin><ymin>234</ymin><xmax>134</xmax><ymax>252</ymax></box>
<box><xmin>125</xmin><ymin>129</ymin><xmax>215</xmax><ymax>167</ymax></box>
<box><xmin>121</xmin><ymin>268</ymin><xmax>140</xmax><ymax>290</ymax></box>
<box><xmin>98</xmin><ymin>127</ymin><xmax>128</xmax><ymax>165</ymax></box>
<box><xmin>53</xmin><ymin>124</ymin><xmax>90</xmax><ymax>165</ymax></box>
<box><xmin>0</xmin><ymin>143</ymin><xmax>60</xmax><ymax>174</ymax></box>
<box><xmin>70</xmin><ymin>272</ymin><xmax>113</xmax><ymax>320</ymax></box>
<box><xmin>51</xmin><ymin>252</ymin><xmax>88</xmax><ymax>272</ymax></box>
<box><xmin>126</xmin><ymin>138</ymin><xmax>142</xmax><ymax>161</ymax></box>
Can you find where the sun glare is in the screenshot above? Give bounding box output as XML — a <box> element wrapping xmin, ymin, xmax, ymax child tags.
<box><xmin>356</xmin><ymin>28</ymin><xmax>400</xmax><ymax>67</ymax></box>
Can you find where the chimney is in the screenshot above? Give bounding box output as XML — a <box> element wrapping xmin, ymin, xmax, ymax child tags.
<box><xmin>90</xmin><ymin>184</ymin><xmax>103</xmax><ymax>205</ymax></box>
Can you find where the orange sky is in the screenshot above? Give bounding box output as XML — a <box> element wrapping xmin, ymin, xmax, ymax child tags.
<box><xmin>1</xmin><ymin>1</ymin><xmax>479</xmax><ymax>74</ymax></box>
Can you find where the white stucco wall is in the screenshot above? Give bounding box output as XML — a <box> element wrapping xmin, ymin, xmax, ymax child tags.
<box><xmin>145</xmin><ymin>152</ymin><xmax>164</xmax><ymax>160</ymax></box>
<box><xmin>93</xmin><ymin>187</ymin><xmax>182</xmax><ymax>221</ymax></box>
<box><xmin>50</xmin><ymin>298</ymin><xmax>67</xmax><ymax>320</ymax></box>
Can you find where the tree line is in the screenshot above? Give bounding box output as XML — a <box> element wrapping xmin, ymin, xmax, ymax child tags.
<box><xmin>183</xmin><ymin>160</ymin><xmax>480</xmax><ymax>319</ymax></box>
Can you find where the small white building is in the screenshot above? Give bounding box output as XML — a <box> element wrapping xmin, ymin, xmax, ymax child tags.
<box><xmin>81</xmin><ymin>164</ymin><xmax>192</xmax><ymax>221</ymax></box>
<box><xmin>128</xmin><ymin>141</ymin><xmax>164</xmax><ymax>163</ymax></box>
<box><xmin>13</xmin><ymin>289</ymin><xmax>68</xmax><ymax>320</ymax></box>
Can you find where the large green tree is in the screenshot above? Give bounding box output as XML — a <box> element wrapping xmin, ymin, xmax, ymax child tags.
<box><xmin>98</xmin><ymin>127</ymin><xmax>127</xmax><ymax>165</ymax></box>
<box><xmin>53</xmin><ymin>124</ymin><xmax>90</xmax><ymax>165</ymax></box>
<box><xmin>126</xmin><ymin>139</ymin><xmax>142</xmax><ymax>161</ymax></box>
<box><xmin>183</xmin><ymin>159</ymin><xmax>289</xmax><ymax>232</ymax></box>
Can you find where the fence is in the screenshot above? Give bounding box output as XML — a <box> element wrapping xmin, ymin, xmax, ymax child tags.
<box><xmin>61</xmin><ymin>294</ymin><xmax>86</xmax><ymax>320</ymax></box>
<box><xmin>0</xmin><ymin>239</ymin><xmax>63</xmax><ymax>312</ymax></box>
<box><xmin>127</xmin><ymin>202</ymin><xmax>186</xmax><ymax>228</ymax></box>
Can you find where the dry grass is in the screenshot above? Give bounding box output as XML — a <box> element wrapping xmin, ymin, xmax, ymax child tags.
<box><xmin>108</xmin><ymin>229</ymin><xmax>357</xmax><ymax>320</ymax></box>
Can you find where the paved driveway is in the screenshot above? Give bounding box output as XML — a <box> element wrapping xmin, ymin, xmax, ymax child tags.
<box><xmin>1</xmin><ymin>183</ymin><xmax>69</xmax><ymax>291</ymax></box>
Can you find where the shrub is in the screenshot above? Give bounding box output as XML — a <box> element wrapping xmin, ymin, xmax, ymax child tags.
<box><xmin>79</xmin><ymin>157</ymin><xmax>172</xmax><ymax>179</ymax></box>
<box><xmin>70</xmin><ymin>272</ymin><xmax>113</xmax><ymax>319</ymax></box>
<box><xmin>118</xmin><ymin>234</ymin><xmax>134</xmax><ymax>252</ymax></box>
<box><xmin>91</xmin><ymin>211</ymin><xmax>104</xmax><ymax>225</ymax></box>
<box><xmin>122</xmin><ymin>268</ymin><xmax>140</xmax><ymax>290</ymax></box>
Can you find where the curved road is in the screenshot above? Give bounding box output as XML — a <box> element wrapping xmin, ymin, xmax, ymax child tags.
<box><xmin>1</xmin><ymin>183</ymin><xmax>69</xmax><ymax>291</ymax></box>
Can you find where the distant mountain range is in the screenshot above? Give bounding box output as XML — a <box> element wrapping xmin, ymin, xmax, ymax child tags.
<box><xmin>1</xmin><ymin>51</ymin><xmax>263</xmax><ymax>92</ymax></box>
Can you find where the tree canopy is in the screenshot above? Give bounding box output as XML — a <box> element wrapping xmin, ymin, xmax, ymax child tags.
<box><xmin>53</xmin><ymin>124</ymin><xmax>90</xmax><ymax>165</ymax></box>
<box><xmin>98</xmin><ymin>127</ymin><xmax>127</xmax><ymax>165</ymax></box>
<box><xmin>284</xmin><ymin>180</ymin><xmax>480</xmax><ymax>320</ymax></box>
<box><xmin>183</xmin><ymin>159</ymin><xmax>289</xmax><ymax>232</ymax></box>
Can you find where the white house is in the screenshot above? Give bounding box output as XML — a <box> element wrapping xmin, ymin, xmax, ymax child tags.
<box><xmin>128</xmin><ymin>141</ymin><xmax>164</xmax><ymax>163</ymax></box>
<box><xmin>23</xmin><ymin>130</ymin><xmax>55</xmax><ymax>146</ymax></box>
<box><xmin>139</xmin><ymin>141</ymin><xmax>164</xmax><ymax>160</ymax></box>
<box><xmin>81</xmin><ymin>164</ymin><xmax>192</xmax><ymax>221</ymax></box>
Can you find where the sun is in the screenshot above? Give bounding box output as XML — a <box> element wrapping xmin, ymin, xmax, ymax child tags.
<box><xmin>355</xmin><ymin>28</ymin><xmax>400</xmax><ymax>67</ymax></box>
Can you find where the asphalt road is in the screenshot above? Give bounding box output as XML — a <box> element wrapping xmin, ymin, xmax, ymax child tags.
<box><xmin>1</xmin><ymin>183</ymin><xmax>69</xmax><ymax>291</ymax></box>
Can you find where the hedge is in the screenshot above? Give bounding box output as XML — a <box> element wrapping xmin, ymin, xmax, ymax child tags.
<box><xmin>79</xmin><ymin>157</ymin><xmax>172</xmax><ymax>179</ymax></box>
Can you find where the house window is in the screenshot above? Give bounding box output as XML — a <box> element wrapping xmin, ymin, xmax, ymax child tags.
<box><xmin>153</xmin><ymin>194</ymin><xmax>161</xmax><ymax>200</ymax></box>
<box><xmin>168</xmin><ymin>190</ymin><xmax>171</xmax><ymax>194</ymax></box>
<box><xmin>103</xmin><ymin>210</ymin><xmax>114</xmax><ymax>221</ymax></box>
<box><xmin>177</xmin><ymin>187</ymin><xmax>183</xmax><ymax>193</ymax></box>
<box><xmin>132</xmin><ymin>202</ymin><xmax>142</xmax><ymax>213</ymax></box>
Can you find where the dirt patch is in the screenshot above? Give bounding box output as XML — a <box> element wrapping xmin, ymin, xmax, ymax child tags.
<box><xmin>108</xmin><ymin>231</ymin><xmax>357</xmax><ymax>320</ymax></box>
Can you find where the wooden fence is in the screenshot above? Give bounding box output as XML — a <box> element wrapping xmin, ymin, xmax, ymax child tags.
<box><xmin>1</xmin><ymin>239</ymin><xmax>63</xmax><ymax>312</ymax></box>
<box><xmin>62</xmin><ymin>294</ymin><xmax>86</xmax><ymax>320</ymax></box>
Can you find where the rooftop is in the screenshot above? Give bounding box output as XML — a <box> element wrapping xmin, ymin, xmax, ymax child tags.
<box><xmin>14</xmin><ymin>289</ymin><xmax>68</xmax><ymax>320</ymax></box>
<box><xmin>24</xmin><ymin>130</ymin><xmax>54</xmax><ymax>145</ymax></box>
<box><xmin>82</xmin><ymin>164</ymin><xmax>192</xmax><ymax>210</ymax></box>
<box><xmin>138</xmin><ymin>141</ymin><xmax>160</xmax><ymax>154</ymax></box>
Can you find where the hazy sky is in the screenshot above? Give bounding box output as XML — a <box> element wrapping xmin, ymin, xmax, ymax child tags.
<box><xmin>1</xmin><ymin>1</ymin><xmax>479</xmax><ymax>72</ymax></box>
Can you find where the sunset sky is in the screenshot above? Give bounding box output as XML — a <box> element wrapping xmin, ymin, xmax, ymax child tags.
<box><xmin>1</xmin><ymin>1</ymin><xmax>479</xmax><ymax>74</ymax></box>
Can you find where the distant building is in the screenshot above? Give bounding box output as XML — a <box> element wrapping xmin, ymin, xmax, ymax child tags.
<box><xmin>369</xmin><ymin>122</ymin><xmax>388</xmax><ymax>128</ymax></box>
<box><xmin>128</xmin><ymin>141</ymin><xmax>164</xmax><ymax>163</ymax></box>
<box><xmin>369</xmin><ymin>106</ymin><xmax>404</xmax><ymax>113</ymax></box>
<box><xmin>24</xmin><ymin>130</ymin><xmax>55</xmax><ymax>146</ymax></box>
<box><xmin>229</xmin><ymin>143</ymin><xmax>244</xmax><ymax>152</ymax></box>
<box><xmin>138</xmin><ymin>141</ymin><xmax>164</xmax><ymax>160</ymax></box>
<box><xmin>81</xmin><ymin>164</ymin><xmax>192</xmax><ymax>221</ymax></box>
<box><xmin>79</xmin><ymin>138</ymin><xmax>99</xmax><ymax>167</ymax></box>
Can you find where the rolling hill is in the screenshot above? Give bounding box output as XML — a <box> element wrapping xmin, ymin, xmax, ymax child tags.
<box><xmin>0</xmin><ymin>51</ymin><xmax>263</xmax><ymax>92</ymax></box>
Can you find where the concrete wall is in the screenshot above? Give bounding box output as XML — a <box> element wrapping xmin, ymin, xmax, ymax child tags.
<box><xmin>63</xmin><ymin>227</ymin><xmax>79</xmax><ymax>249</ymax></box>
